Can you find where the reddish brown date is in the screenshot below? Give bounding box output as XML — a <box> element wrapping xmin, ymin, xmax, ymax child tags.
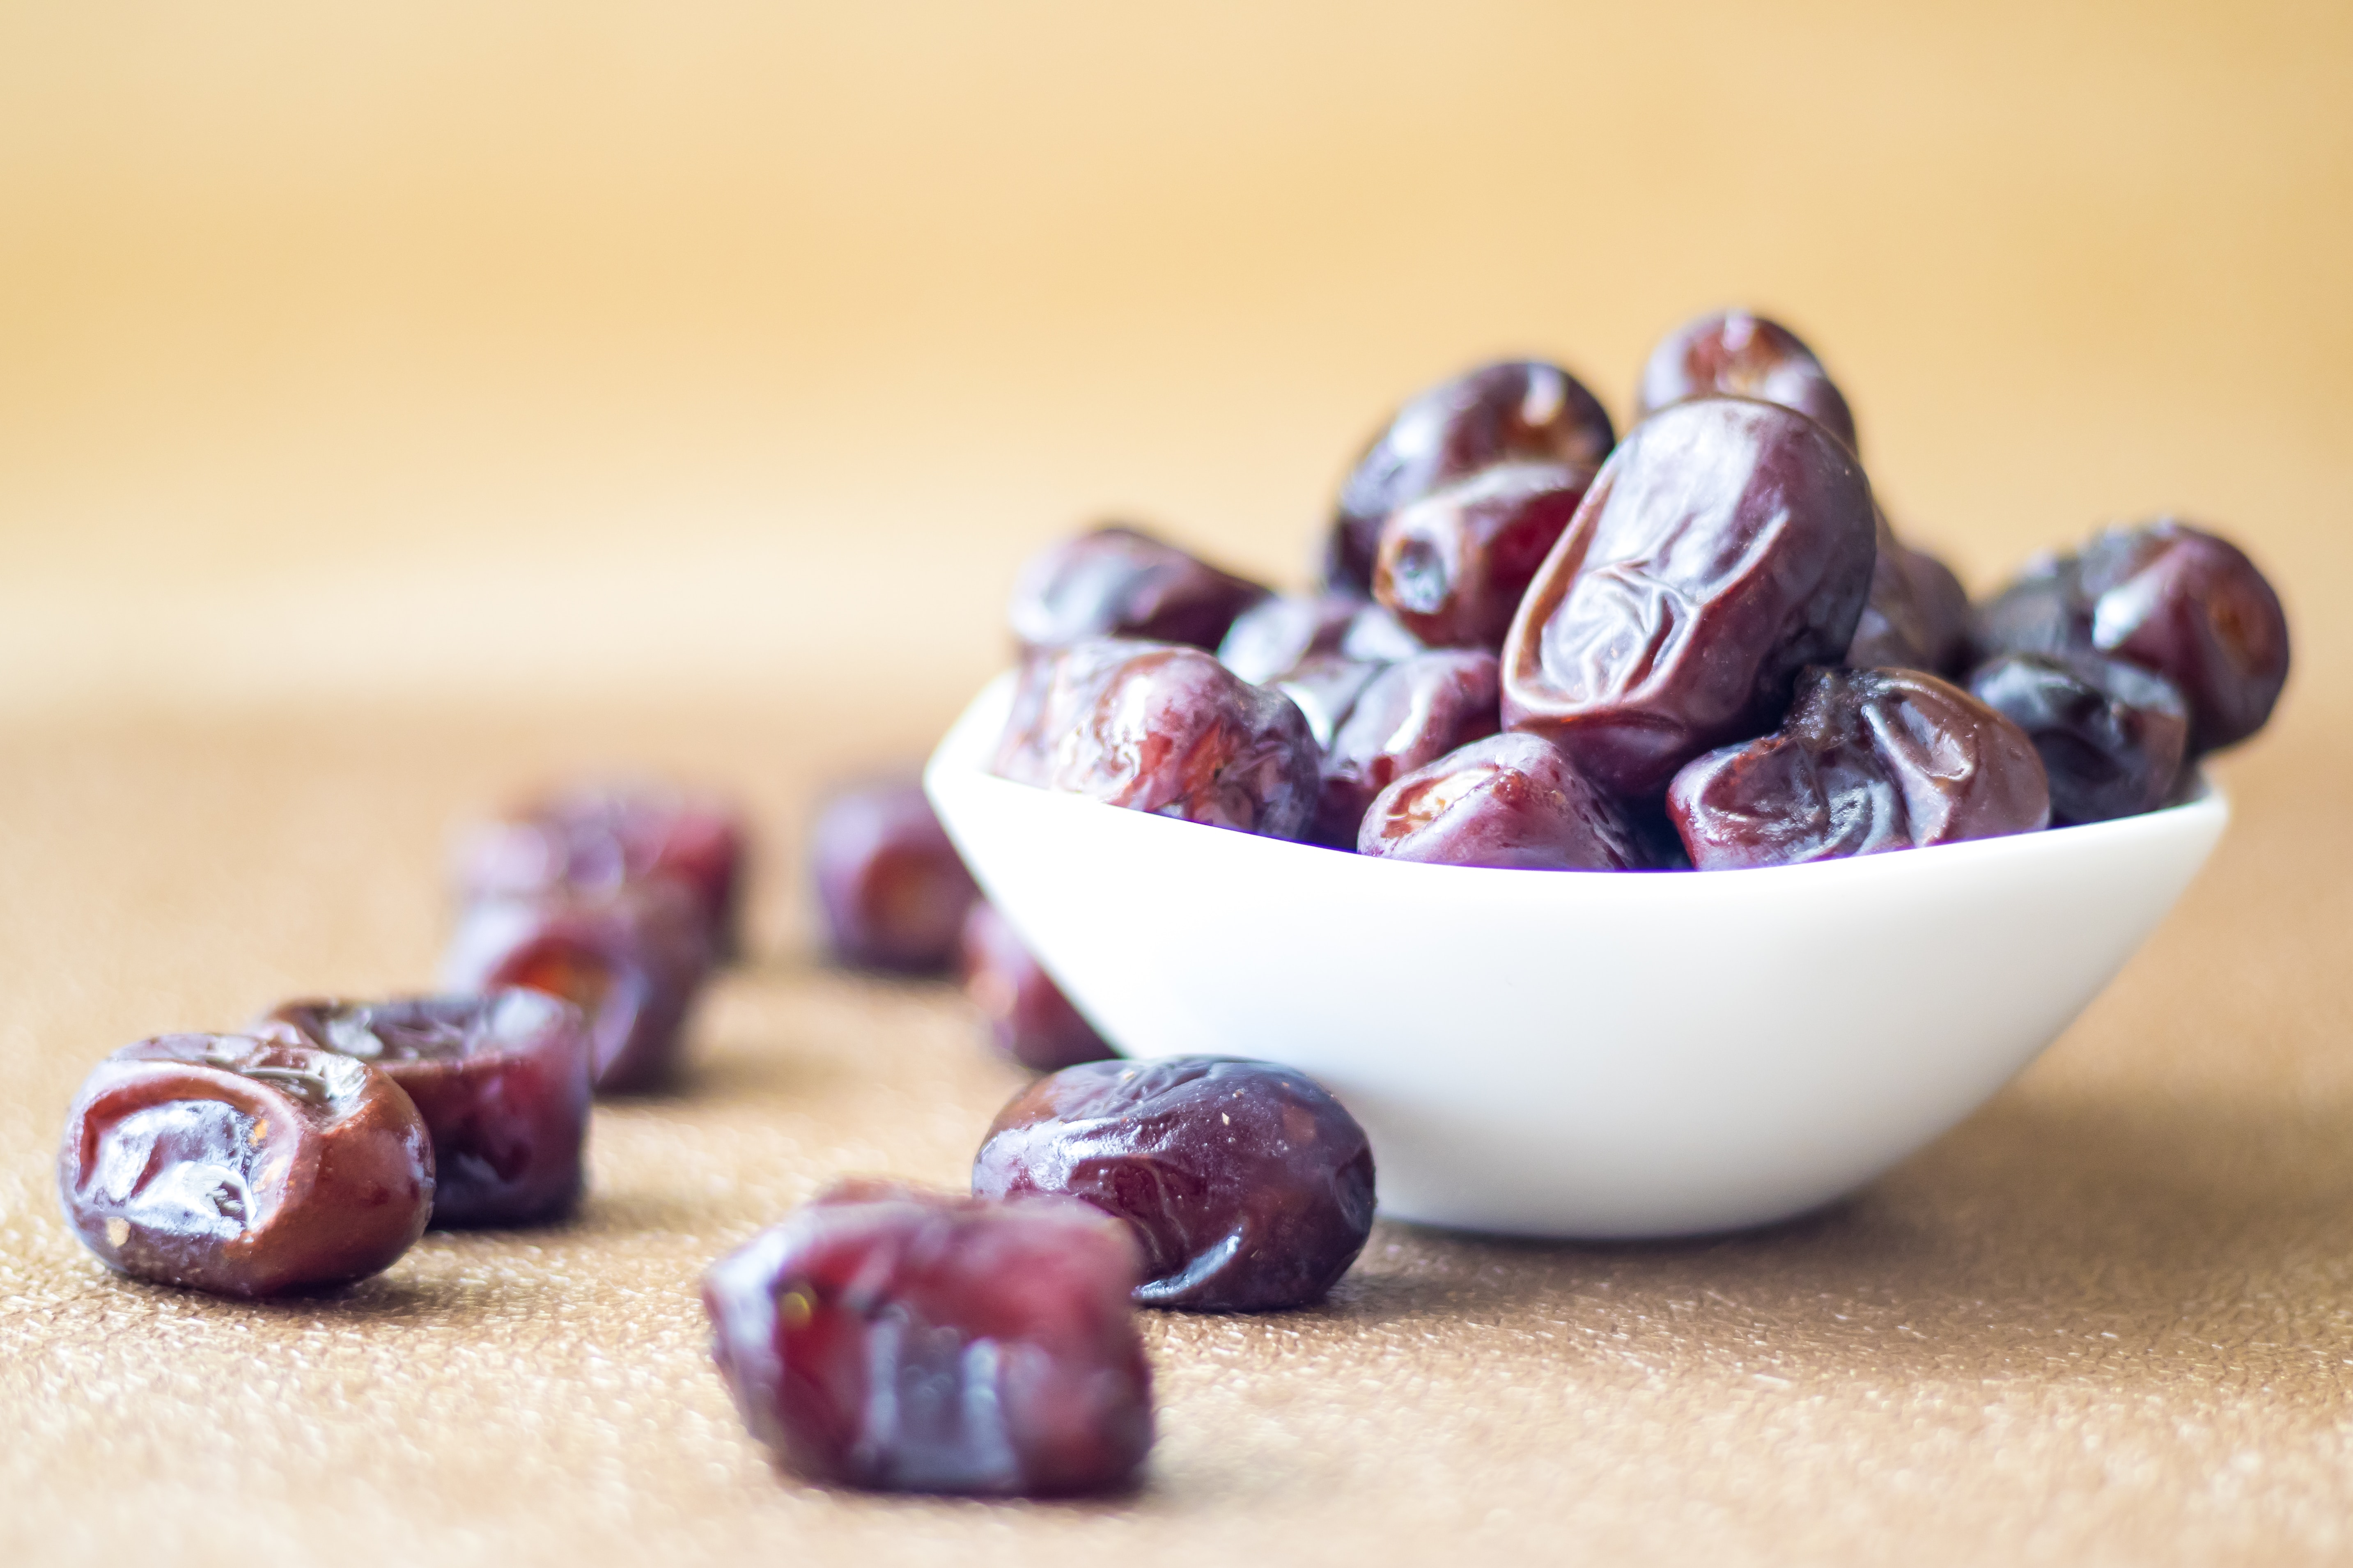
<box><xmin>1967</xmin><ymin>653</ymin><xmax>2189</xmax><ymax>825</ymax></box>
<box><xmin>1358</xmin><ymin>731</ymin><xmax>1642</xmax><ymax>871</ymax></box>
<box><xmin>1667</xmin><ymin>667</ymin><xmax>2050</xmax><ymax>869</ymax></box>
<box><xmin>1846</xmin><ymin>511</ymin><xmax>1971</xmax><ymax>675</ymax></box>
<box><xmin>1313</xmin><ymin>649</ymin><xmax>1501</xmax><ymax>848</ymax></box>
<box><xmin>58</xmin><ymin>1035</ymin><xmax>434</xmax><ymax>1297</ymax></box>
<box><xmin>255</xmin><ymin>990</ymin><xmax>592</xmax><ymax>1227</ymax></box>
<box><xmin>992</xmin><ymin>640</ymin><xmax>1320</xmax><ymax>840</ymax></box>
<box><xmin>1373</xmin><ymin>462</ymin><xmax>1591</xmax><ymax>650</ymax></box>
<box><xmin>960</xmin><ymin>901</ymin><xmax>1116</xmax><ymax>1073</ymax></box>
<box><xmin>1268</xmin><ymin>652</ymin><xmax>1386</xmax><ymax>748</ymax></box>
<box><xmin>1501</xmin><ymin>397</ymin><xmax>1878</xmax><ymax>796</ymax></box>
<box><xmin>1217</xmin><ymin>593</ymin><xmax>1423</xmax><ymax>685</ymax></box>
<box><xmin>1326</xmin><ymin>360</ymin><xmax>1614</xmax><ymax>593</ymax></box>
<box><xmin>1975</xmin><ymin>520</ymin><xmax>2289</xmax><ymax>756</ymax></box>
<box><xmin>702</xmin><ymin>1184</ymin><xmax>1152</xmax><ymax>1495</ymax></box>
<box><xmin>809</xmin><ymin>780</ymin><xmax>980</xmax><ymax>973</ymax></box>
<box><xmin>1634</xmin><ymin>307</ymin><xmax>1858</xmax><ymax>453</ymax></box>
<box><xmin>1010</xmin><ymin>524</ymin><xmax>1270</xmax><ymax>653</ymax></box>
<box><xmin>453</xmin><ymin>783</ymin><xmax>748</xmax><ymax>963</ymax></box>
<box><xmin>441</xmin><ymin>880</ymin><xmax>712</xmax><ymax>1093</ymax></box>
<box><xmin>973</xmin><ymin>1058</ymin><xmax>1375</xmax><ymax>1311</ymax></box>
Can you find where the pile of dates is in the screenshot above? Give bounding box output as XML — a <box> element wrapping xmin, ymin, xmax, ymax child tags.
<box><xmin>992</xmin><ymin>310</ymin><xmax>2291</xmax><ymax>869</ymax></box>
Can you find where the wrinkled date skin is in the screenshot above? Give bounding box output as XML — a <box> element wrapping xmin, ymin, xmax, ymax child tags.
<box><xmin>992</xmin><ymin>640</ymin><xmax>1320</xmax><ymax>839</ymax></box>
<box><xmin>701</xmin><ymin>1185</ymin><xmax>1152</xmax><ymax>1495</ymax></box>
<box><xmin>1217</xmin><ymin>594</ymin><xmax>1423</xmax><ymax>685</ymax></box>
<box><xmin>58</xmin><ymin>1035</ymin><xmax>434</xmax><ymax>1297</ymax></box>
<box><xmin>1974</xmin><ymin>520</ymin><xmax>2289</xmax><ymax>755</ymax></box>
<box><xmin>453</xmin><ymin>783</ymin><xmax>748</xmax><ymax>963</ymax></box>
<box><xmin>1314</xmin><ymin>649</ymin><xmax>1501</xmax><ymax>848</ymax></box>
<box><xmin>973</xmin><ymin>1058</ymin><xmax>1375</xmax><ymax>1311</ymax></box>
<box><xmin>1326</xmin><ymin>360</ymin><xmax>1615</xmax><ymax>593</ymax></box>
<box><xmin>1634</xmin><ymin>307</ymin><xmax>1858</xmax><ymax>454</ymax></box>
<box><xmin>441</xmin><ymin>880</ymin><xmax>712</xmax><ymax>1093</ymax></box>
<box><xmin>1667</xmin><ymin>667</ymin><xmax>2051</xmax><ymax>869</ymax></box>
<box><xmin>1358</xmin><ymin>730</ymin><xmax>1643</xmax><ymax>870</ymax></box>
<box><xmin>1373</xmin><ymin>462</ymin><xmax>1592</xmax><ymax>650</ymax></box>
<box><xmin>1501</xmin><ymin>397</ymin><xmax>1878</xmax><ymax>797</ymax></box>
<box><xmin>959</xmin><ymin>901</ymin><xmax>1116</xmax><ymax>1073</ymax></box>
<box><xmin>1010</xmin><ymin>525</ymin><xmax>1271</xmax><ymax>653</ymax></box>
<box><xmin>257</xmin><ymin>990</ymin><xmax>592</xmax><ymax>1227</ymax></box>
<box><xmin>808</xmin><ymin>780</ymin><xmax>980</xmax><ymax>973</ymax></box>
<box><xmin>1846</xmin><ymin>511</ymin><xmax>1971</xmax><ymax>675</ymax></box>
<box><xmin>1967</xmin><ymin>653</ymin><xmax>2190</xmax><ymax>825</ymax></box>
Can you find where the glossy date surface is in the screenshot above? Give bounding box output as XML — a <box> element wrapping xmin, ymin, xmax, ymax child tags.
<box><xmin>1373</xmin><ymin>461</ymin><xmax>1591</xmax><ymax>650</ymax></box>
<box><xmin>1358</xmin><ymin>731</ymin><xmax>1642</xmax><ymax>871</ymax></box>
<box><xmin>1314</xmin><ymin>648</ymin><xmax>1501</xmax><ymax>848</ymax></box>
<box><xmin>973</xmin><ymin>1057</ymin><xmax>1375</xmax><ymax>1311</ymax></box>
<box><xmin>1010</xmin><ymin>525</ymin><xmax>1270</xmax><ymax>653</ymax></box>
<box><xmin>809</xmin><ymin>780</ymin><xmax>980</xmax><ymax>973</ymax></box>
<box><xmin>702</xmin><ymin>1184</ymin><xmax>1152</xmax><ymax>1495</ymax></box>
<box><xmin>959</xmin><ymin>901</ymin><xmax>1116</xmax><ymax>1073</ymax></box>
<box><xmin>441</xmin><ymin>880</ymin><xmax>712</xmax><ymax>1093</ymax></box>
<box><xmin>257</xmin><ymin>990</ymin><xmax>592</xmax><ymax>1226</ymax></box>
<box><xmin>1326</xmin><ymin>360</ymin><xmax>1614</xmax><ymax>593</ymax></box>
<box><xmin>1501</xmin><ymin>397</ymin><xmax>1878</xmax><ymax>796</ymax></box>
<box><xmin>58</xmin><ymin>1034</ymin><xmax>434</xmax><ymax>1297</ymax></box>
<box><xmin>992</xmin><ymin>640</ymin><xmax>1320</xmax><ymax>839</ymax></box>
<box><xmin>1846</xmin><ymin>511</ymin><xmax>1970</xmax><ymax>675</ymax></box>
<box><xmin>1634</xmin><ymin>307</ymin><xmax>1857</xmax><ymax>452</ymax></box>
<box><xmin>1967</xmin><ymin>652</ymin><xmax>2189</xmax><ymax>825</ymax></box>
<box><xmin>1216</xmin><ymin>594</ymin><xmax>1423</xmax><ymax>685</ymax></box>
<box><xmin>1667</xmin><ymin>666</ymin><xmax>2050</xmax><ymax>869</ymax></box>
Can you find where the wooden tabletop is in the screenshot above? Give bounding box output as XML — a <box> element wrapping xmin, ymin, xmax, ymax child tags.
<box><xmin>2</xmin><ymin>5</ymin><xmax>2350</xmax><ymax>1563</ymax></box>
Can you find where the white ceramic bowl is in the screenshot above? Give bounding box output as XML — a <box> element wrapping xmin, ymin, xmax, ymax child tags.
<box><xmin>925</xmin><ymin>672</ymin><xmax>2229</xmax><ymax>1239</ymax></box>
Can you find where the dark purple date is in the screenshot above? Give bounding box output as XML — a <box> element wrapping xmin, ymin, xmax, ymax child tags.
<box><xmin>1373</xmin><ymin>462</ymin><xmax>1590</xmax><ymax>650</ymax></box>
<box><xmin>1635</xmin><ymin>307</ymin><xmax>1857</xmax><ymax>453</ymax></box>
<box><xmin>1667</xmin><ymin>666</ymin><xmax>2050</xmax><ymax>868</ymax></box>
<box><xmin>1010</xmin><ymin>524</ymin><xmax>1270</xmax><ymax>653</ymax></box>
<box><xmin>973</xmin><ymin>1057</ymin><xmax>1375</xmax><ymax>1311</ymax></box>
<box><xmin>1501</xmin><ymin>397</ymin><xmax>1878</xmax><ymax>796</ymax></box>
<box><xmin>809</xmin><ymin>780</ymin><xmax>980</xmax><ymax>973</ymax></box>
<box><xmin>1217</xmin><ymin>593</ymin><xmax>1423</xmax><ymax>685</ymax></box>
<box><xmin>1326</xmin><ymin>360</ymin><xmax>1614</xmax><ymax>593</ymax></box>
<box><xmin>256</xmin><ymin>990</ymin><xmax>592</xmax><ymax>1227</ymax></box>
<box><xmin>1846</xmin><ymin>510</ymin><xmax>1971</xmax><ymax>676</ymax></box>
<box><xmin>992</xmin><ymin>640</ymin><xmax>1320</xmax><ymax>839</ymax></box>
<box><xmin>702</xmin><ymin>1184</ymin><xmax>1152</xmax><ymax>1495</ymax></box>
<box><xmin>1358</xmin><ymin>731</ymin><xmax>1642</xmax><ymax>870</ymax></box>
<box><xmin>960</xmin><ymin>901</ymin><xmax>1116</xmax><ymax>1073</ymax></box>
<box><xmin>1313</xmin><ymin>649</ymin><xmax>1501</xmax><ymax>848</ymax></box>
<box><xmin>58</xmin><ymin>1035</ymin><xmax>434</xmax><ymax>1297</ymax></box>
<box><xmin>1967</xmin><ymin>652</ymin><xmax>2189</xmax><ymax>825</ymax></box>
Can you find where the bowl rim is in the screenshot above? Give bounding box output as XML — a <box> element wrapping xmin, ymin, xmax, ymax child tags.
<box><xmin>926</xmin><ymin>667</ymin><xmax>2229</xmax><ymax>893</ymax></box>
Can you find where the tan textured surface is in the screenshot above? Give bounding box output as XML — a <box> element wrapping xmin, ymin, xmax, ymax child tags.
<box><xmin>4</xmin><ymin>2</ymin><xmax>2353</xmax><ymax>1562</ymax></box>
<box><xmin>0</xmin><ymin>695</ymin><xmax>2347</xmax><ymax>1566</ymax></box>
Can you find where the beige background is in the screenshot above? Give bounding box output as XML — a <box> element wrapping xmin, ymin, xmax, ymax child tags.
<box><xmin>2</xmin><ymin>3</ymin><xmax>2351</xmax><ymax>1563</ymax></box>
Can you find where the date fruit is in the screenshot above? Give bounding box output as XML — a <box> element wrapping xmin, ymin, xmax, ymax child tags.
<box><xmin>454</xmin><ymin>783</ymin><xmax>747</xmax><ymax>962</ymax></box>
<box><xmin>1010</xmin><ymin>524</ymin><xmax>1270</xmax><ymax>653</ymax></box>
<box><xmin>992</xmin><ymin>640</ymin><xmax>1320</xmax><ymax>839</ymax></box>
<box><xmin>1358</xmin><ymin>731</ymin><xmax>1643</xmax><ymax>870</ymax></box>
<box><xmin>1967</xmin><ymin>652</ymin><xmax>2189</xmax><ymax>825</ymax></box>
<box><xmin>1327</xmin><ymin>360</ymin><xmax>1614</xmax><ymax>593</ymax></box>
<box><xmin>1501</xmin><ymin>397</ymin><xmax>1878</xmax><ymax>796</ymax></box>
<box><xmin>1314</xmin><ymin>648</ymin><xmax>1501</xmax><ymax>848</ymax></box>
<box><xmin>58</xmin><ymin>1034</ymin><xmax>434</xmax><ymax>1297</ymax></box>
<box><xmin>702</xmin><ymin>1183</ymin><xmax>1152</xmax><ymax>1495</ymax></box>
<box><xmin>256</xmin><ymin>990</ymin><xmax>592</xmax><ymax>1227</ymax></box>
<box><xmin>1373</xmin><ymin>462</ymin><xmax>1591</xmax><ymax>650</ymax></box>
<box><xmin>973</xmin><ymin>1057</ymin><xmax>1375</xmax><ymax>1311</ymax></box>
<box><xmin>441</xmin><ymin>880</ymin><xmax>712</xmax><ymax>1093</ymax></box>
<box><xmin>1975</xmin><ymin>520</ymin><xmax>2288</xmax><ymax>755</ymax></box>
<box><xmin>1635</xmin><ymin>307</ymin><xmax>1858</xmax><ymax>453</ymax></box>
<box><xmin>1217</xmin><ymin>593</ymin><xmax>1423</xmax><ymax>685</ymax></box>
<box><xmin>960</xmin><ymin>901</ymin><xmax>1116</xmax><ymax>1073</ymax></box>
<box><xmin>1667</xmin><ymin>666</ymin><xmax>2050</xmax><ymax>869</ymax></box>
<box><xmin>809</xmin><ymin>779</ymin><xmax>980</xmax><ymax>973</ymax></box>
<box><xmin>1846</xmin><ymin>510</ymin><xmax>1971</xmax><ymax>675</ymax></box>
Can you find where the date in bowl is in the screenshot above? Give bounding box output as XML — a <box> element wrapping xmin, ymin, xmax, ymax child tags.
<box><xmin>925</xmin><ymin>672</ymin><xmax>2229</xmax><ymax>1239</ymax></box>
